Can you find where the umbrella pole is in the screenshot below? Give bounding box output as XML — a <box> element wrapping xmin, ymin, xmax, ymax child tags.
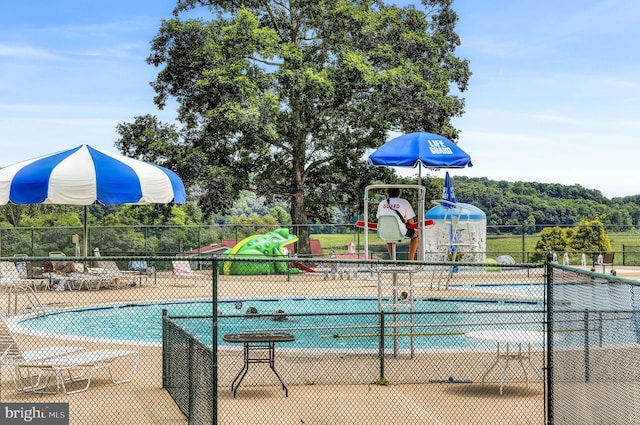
<box><xmin>417</xmin><ymin>164</ymin><xmax>424</xmax><ymax>261</ymax></box>
<box><xmin>84</xmin><ymin>205</ymin><xmax>88</xmax><ymax>257</ymax></box>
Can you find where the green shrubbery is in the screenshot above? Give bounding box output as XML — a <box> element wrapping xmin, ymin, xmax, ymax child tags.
<box><xmin>531</xmin><ymin>218</ymin><xmax>612</xmax><ymax>262</ymax></box>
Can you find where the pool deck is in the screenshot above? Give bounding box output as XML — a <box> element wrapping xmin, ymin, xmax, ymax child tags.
<box><xmin>2</xmin><ymin>266</ymin><xmax>639</xmax><ymax>424</ymax></box>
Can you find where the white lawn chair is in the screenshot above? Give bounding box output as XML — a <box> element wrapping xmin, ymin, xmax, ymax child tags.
<box><xmin>0</xmin><ymin>261</ymin><xmax>21</xmax><ymax>289</ymax></box>
<box><xmin>0</xmin><ymin>315</ymin><xmax>85</xmax><ymax>392</ymax></box>
<box><xmin>171</xmin><ymin>260</ymin><xmax>205</xmax><ymax>286</ymax></box>
<box><xmin>0</xmin><ymin>261</ymin><xmax>48</xmax><ymax>291</ymax></box>
<box><xmin>96</xmin><ymin>261</ymin><xmax>139</xmax><ymax>288</ymax></box>
<box><xmin>3</xmin><ymin>348</ymin><xmax>139</xmax><ymax>394</ymax></box>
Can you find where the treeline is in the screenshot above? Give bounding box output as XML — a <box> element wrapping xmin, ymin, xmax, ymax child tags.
<box><xmin>1</xmin><ymin>179</ymin><xmax>639</xmax><ymax>232</ymax></box>
<box><xmin>449</xmin><ymin>177</ymin><xmax>640</xmax><ymax>230</ymax></box>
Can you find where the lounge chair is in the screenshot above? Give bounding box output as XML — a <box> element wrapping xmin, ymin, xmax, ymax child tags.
<box><xmin>13</xmin><ymin>254</ymin><xmax>28</xmax><ymax>277</ymax></box>
<box><xmin>48</xmin><ymin>251</ymin><xmax>66</xmax><ymax>268</ymax></box>
<box><xmin>3</xmin><ymin>348</ymin><xmax>139</xmax><ymax>394</ymax></box>
<box><xmin>0</xmin><ymin>261</ymin><xmax>21</xmax><ymax>289</ymax></box>
<box><xmin>96</xmin><ymin>261</ymin><xmax>139</xmax><ymax>288</ymax></box>
<box><xmin>0</xmin><ymin>315</ymin><xmax>85</xmax><ymax>392</ymax></box>
<box><xmin>171</xmin><ymin>260</ymin><xmax>206</xmax><ymax>286</ymax></box>
<box><xmin>0</xmin><ymin>261</ymin><xmax>48</xmax><ymax>291</ymax></box>
<box><xmin>45</xmin><ymin>256</ymin><xmax>108</xmax><ymax>291</ymax></box>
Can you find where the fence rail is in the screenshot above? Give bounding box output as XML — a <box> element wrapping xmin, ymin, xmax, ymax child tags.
<box><xmin>2</xmin><ymin>224</ymin><xmax>640</xmax><ymax>265</ymax></box>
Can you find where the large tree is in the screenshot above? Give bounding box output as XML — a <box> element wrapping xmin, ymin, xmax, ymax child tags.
<box><xmin>116</xmin><ymin>0</ymin><xmax>470</xmax><ymax>253</ymax></box>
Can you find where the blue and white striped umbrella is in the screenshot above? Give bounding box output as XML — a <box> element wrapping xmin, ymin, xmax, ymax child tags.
<box><xmin>0</xmin><ymin>145</ymin><xmax>186</xmax><ymax>256</ymax></box>
<box><xmin>0</xmin><ymin>144</ymin><xmax>186</xmax><ymax>205</ymax></box>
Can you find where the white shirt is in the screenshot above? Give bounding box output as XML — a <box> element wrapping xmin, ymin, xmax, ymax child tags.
<box><xmin>377</xmin><ymin>197</ymin><xmax>416</xmax><ymax>236</ymax></box>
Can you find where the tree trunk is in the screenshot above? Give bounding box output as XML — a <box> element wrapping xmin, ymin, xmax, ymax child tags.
<box><xmin>293</xmin><ymin>193</ymin><xmax>311</xmax><ymax>256</ymax></box>
<box><xmin>291</xmin><ymin>156</ymin><xmax>311</xmax><ymax>255</ymax></box>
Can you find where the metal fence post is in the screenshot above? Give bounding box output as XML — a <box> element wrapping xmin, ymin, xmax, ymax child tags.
<box><xmin>584</xmin><ymin>309</ymin><xmax>590</xmax><ymax>383</ymax></box>
<box><xmin>162</xmin><ymin>309</ymin><xmax>167</xmax><ymax>389</ymax></box>
<box><xmin>212</xmin><ymin>258</ymin><xmax>218</xmax><ymax>425</ymax></box>
<box><xmin>188</xmin><ymin>336</ymin><xmax>194</xmax><ymax>424</ymax></box>
<box><xmin>521</xmin><ymin>225</ymin><xmax>526</xmax><ymax>263</ymax></box>
<box><xmin>545</xmin><ymin>252</ymin><xmax>554</xmax><ymax>425</ymax></box>
<box><xmin>378</xmin><ymin>311</ymin><xmax>385</xmax><ymax>383</ymax></box>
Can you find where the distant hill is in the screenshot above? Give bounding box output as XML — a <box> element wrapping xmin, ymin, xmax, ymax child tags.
<box><xmin>448</xmin><ymin>177</ymin><xmax>640</xmax><ymax>229</ymax></box>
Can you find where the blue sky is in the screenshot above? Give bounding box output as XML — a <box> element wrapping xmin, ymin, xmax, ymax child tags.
<box><xmin>1</xmin><ymin>1</ymin><xmax>639</xmax><ymax>198</ymax></box>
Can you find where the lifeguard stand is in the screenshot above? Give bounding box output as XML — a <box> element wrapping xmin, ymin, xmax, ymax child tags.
<box><xmin>363</xmin><ymin>184</ymin><xmax>426</xmax><ymax>357</ymax></box>
<box><xmin>425</xmin><ymin>200</ymin><xmax>486</xmax><ymax>289</ymax></box>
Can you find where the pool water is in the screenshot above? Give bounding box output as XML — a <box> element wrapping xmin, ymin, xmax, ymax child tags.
<box><xmin>458</xmin><ymin>283</ymin><xmax>545</xmax><ymax>298</ymax></box>
<box><xmin>18</xmin><ymin>294</ymin><xmax>545</xmax><ymax>351</ymax></box>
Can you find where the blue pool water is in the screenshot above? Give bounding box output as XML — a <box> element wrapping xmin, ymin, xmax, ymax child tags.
<box><xmin>18</xmin><ymin>290</ymin><xmax>546</xmax><ymax>350</ymax></box>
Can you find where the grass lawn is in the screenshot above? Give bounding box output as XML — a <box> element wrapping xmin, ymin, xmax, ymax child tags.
<box><xmin>312</xmin><ymin>230</ymin><xmax>640</xmax><ymax>265</ymax></box>
<box><xmin>312</xmin><ymin>231</ymin><xmax>535</xmax><ymax>259</ymax></box>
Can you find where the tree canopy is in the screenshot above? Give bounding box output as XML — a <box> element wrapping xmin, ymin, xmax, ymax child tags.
<box><xmin>115</xmin><ymin>0</ymin><xmax>470</xmax><ymax>253</ymax></box>
<box><xmin>449</xmin><ymin>177</ymin><xmax>635</xmax><ymax>231</ymax></box>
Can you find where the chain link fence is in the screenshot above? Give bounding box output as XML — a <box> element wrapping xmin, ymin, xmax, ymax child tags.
<box><xmin>3</xmin><ymin>254</ymin><xmax>550</xmax><ymax>424</ymax></box>
<box><xmin>548</xmin><ymin>264</ymin><xmax>640</xmax><ymax>424</ymax></box>
<box><xmin>2</xmin><ymin>223</ymin><xmax>640</xmax><ymax>265</ymax></box>
<box><xmin>2</xmin><ymin>253</ymin><xmax>639</xmax><ymax>423</ymax></box>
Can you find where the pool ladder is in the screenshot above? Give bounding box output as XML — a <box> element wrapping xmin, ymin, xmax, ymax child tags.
<box><xmin>430</xmin><ymin>202</ymin><xmax>477</xmax><ymax>290</ymax></box>
<box><xmin>6</xmin><ymin>285</ymin><xmax>46</xmax><ymax>317</ymax></box>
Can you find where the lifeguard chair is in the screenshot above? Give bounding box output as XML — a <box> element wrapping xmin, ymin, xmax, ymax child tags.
<box><xmin>363</xmin><ymin>184</ymin><xmax>426</xmax><ymax>261</ymax></box>
<box><xmin>377</xmin><ymin>215</ymin><xmax>409</xmax><ymax>260</ymax></box>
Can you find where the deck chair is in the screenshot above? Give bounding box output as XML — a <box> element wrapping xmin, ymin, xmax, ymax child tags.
<box><xmin>3</xmin><ymin>348</ymin><xmax>139</xmax><ymax>394</ymax></box>
<box><xmin>0</xmin><ymin>261</ymin><xmax>47</xmax><ymax>290</ymax></box>
<box><xmin>0</xmin><ymin>315</ymin><xmax>85</xmax><ymax>392</ymax></box>
<box><xmin>43</xmin><ymin>252</ymin><xmax>102</xmax><ymax>291</ymax></box>
<box><xmin>0</xmin><ymin>261</ymin><xmax>20</xmax><ymax>288</ymax></box>
<box><xmin>171</xmin><ymin>260</ymin><xmax>205</xmax><ymax>286</ymax></box>
<box><xmin>48</xmin><ymin>251</ymin><xmax>85</xmax><ymax>273</ymax></box>
<box><xmin>172</xmin><ymin>260</ymin><xmax>198</xmax><ymax>276</ymax></box>
<box><xmin>602</xmin><ymin>252</ymin><xmax>615</xmax><ymax>274</ymax></box>
<box><xmin>13</xmin><ymin>254</ymin><xmax>28</xmax><ymax>278</ymax></box>
<box><xmin>48</xmin><ymin>251</ymin><xmax>66</xmax><ymax>267</ymax></box>
<box><xmin>96</xmin><ymin>261</ymin><xmax>139</xmax><ymax>288</ymax></box>
<box><xmin>377</xmin><ymin>215</ymin><xmax>408</xmax><ymax>260</ymax></box>
<box><xmin>324</xmin><ymin>251</ymin><xmax>339</xmax><ymax>280</ymax></box>
<box><xmin>12</xmin><ymin>254</ymin><xmax>57</xmax><ymax>290</ymax></box>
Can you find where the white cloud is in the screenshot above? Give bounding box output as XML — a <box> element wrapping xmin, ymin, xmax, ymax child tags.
<box><xmin>0</xmin><ymin>43</ymin><xmax>62</xmax><ymax>60</ymax></box>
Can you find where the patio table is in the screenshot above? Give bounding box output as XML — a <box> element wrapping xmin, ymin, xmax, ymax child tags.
<box><xmin>222</xmin><ymin>332</ymin><xmax>295</xmax><ymax>398</ymax></box>
<box><xmin>465</xmin><ymin>329</ymin><xmax>546</xmax><ymax>395</ymax></box>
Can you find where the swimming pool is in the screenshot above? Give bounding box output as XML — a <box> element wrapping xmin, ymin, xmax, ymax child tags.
<box><xmin>16</xmin><ymin>291</ymin><xmax>545</xmax><ymax>350</ymax></box>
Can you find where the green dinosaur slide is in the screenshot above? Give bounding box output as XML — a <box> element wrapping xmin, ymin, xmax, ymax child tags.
<box><xmin>219</xmin><ymin>228</ymin><xmax>302</xmax><ymax>275</ymax></box>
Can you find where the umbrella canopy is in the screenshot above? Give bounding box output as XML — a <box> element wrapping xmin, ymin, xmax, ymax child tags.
<box><xmin>0</xmin><ymin>144</ymin><xmax>186</xmax><ymax>255</ymax></box>
<box><xmin>0</xmin><ymin>144</ymin><xmax>185</xmax><ymax>205</ymax></box>
<box><xmin>367</xmin><ymin>131</ymin><xmax>472</xmax><ymax>170</ymax></box>
<box><xmin>442</xmin><ymin>171</ymin><xmax>456</xmax><ymax>208</ymax></box>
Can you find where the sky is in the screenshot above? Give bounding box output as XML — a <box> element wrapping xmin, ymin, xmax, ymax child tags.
<box><xmin>1</xmin><ymin>0</ymin><xmax>639</xmax><ymax>199</ymax></box>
